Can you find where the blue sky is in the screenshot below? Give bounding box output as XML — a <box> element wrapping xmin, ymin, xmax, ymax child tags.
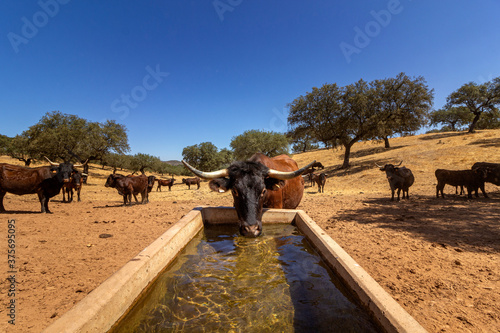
<box><xmin>1</xmin><ymin>0</ymin><xmax>499</xmax><ymax>161</ymax></box>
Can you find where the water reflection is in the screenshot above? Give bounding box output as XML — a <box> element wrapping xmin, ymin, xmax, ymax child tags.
<box><xmin>111</xmin><ymin>224</ymin><xmax>380</xmax><ymax>332</ymax></box>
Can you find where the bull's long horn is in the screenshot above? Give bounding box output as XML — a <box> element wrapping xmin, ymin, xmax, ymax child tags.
<box><xmin>375</xmin><ymin>162</ymin><xmax>383</xmax><ymax>168</ymax></box>
<box><xmin>44</xmin><ymin>156</ymin><xmax>58</xmax><ymax>166</ymax></box>
<box><xmin>395</xmin><ymin>160</ymin><xmax>403</xmax><ymax>166</ymax></box>
<box><xmin>73</xmin><ymin>159</ymin><xmax>88</xmax><ymax>168</ymax></box>
<box><xmin>268</xmin><ymin>160</ymin><xmax>317</xmax><ymax>180</ymax></box>
<box><xmin>182</xmin><ymin>160</ymin><xmax>229</xmax><ymax>179</ymax></box>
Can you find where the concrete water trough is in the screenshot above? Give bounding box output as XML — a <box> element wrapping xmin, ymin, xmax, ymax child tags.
<box><xmin>43</xmin><ymin>207</ymin><xmax>426</xmax><ymax>333</ymax></box>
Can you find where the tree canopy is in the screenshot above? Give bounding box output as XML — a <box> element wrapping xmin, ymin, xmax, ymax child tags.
<box><xmin>18</xmin><ymin>111</ymin><xmax>130</xmax><ymax>164</ymax></box>
<box><xmin>230</xmin><ymin>130</ymin><xmax>290</xmax><ymax>161</ymax></box>
<box><xmin>288</xmin><ymin>73</ymin><xmax>433</xmax><ymax>168</ymax></box>
<box><xmin>429</xmin><ymin>106</ymin><xmax>473</xmax><ymax>132</ymax></box>
<box><xmin>446</xmin><ymin>77</ymin><xmax>500</xmax><ymax>133</ymax></box>
<box><xmin>182</xmin><ymin>142</ymin><xmax>233</xmax><ymax>171</ymax></box>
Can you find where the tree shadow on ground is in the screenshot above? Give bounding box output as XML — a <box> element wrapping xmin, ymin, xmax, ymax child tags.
<box><xmin>419</xmin><ymin>132</ymin><xmax>467</xmax><ymax>141</ymax></box>
<box><xmin>347</xmin><ymin>145</ymin><xmax>405</xmax><ymax>159</ymax></box>
<box><xmin>337</xmin><ymin>192</ymin><xmax>500</xmax><ymax>253</ymax></box>
<box><xmin>468</xmin><ymin>138</ymin><xmax>500</xmax><ymax>148</ymax></box>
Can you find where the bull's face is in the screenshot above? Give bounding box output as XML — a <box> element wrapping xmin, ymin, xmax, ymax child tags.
<box><xmin>379</xmin><ymin>164</ymin><xmax>396</xmax><ymax>174</ymax></box>
<box><xmin>71</xmin><ymin>171</ymin><xmax>82</xmax><ymax>186</ymax></box>
<box><xmin>208</xmin><ymin>163</ymin><xmax>283</xmax><ymax>237</ymax></box>
<box><xmin>51</xmin><ymin>162</ymin><xmax>74</xmax><ymax>183</ymax></box>
<box><xmin>105</xmin><ymin>174</ymin><xmax>118</xmax><ymax>188</ymax></box>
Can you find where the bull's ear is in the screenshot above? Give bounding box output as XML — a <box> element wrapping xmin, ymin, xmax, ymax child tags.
<box><xmin>209</xmin><ymin>178</ymin><xmax>231</xmax><ymax>193</ymax></box>
<box><xmin>265</xmin><ymin>178</ymin><xmax>285</xmax><ymax>191</ymax></box>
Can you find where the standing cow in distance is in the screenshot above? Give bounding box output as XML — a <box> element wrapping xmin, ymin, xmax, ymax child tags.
<box><xmin>182</xmin><ymin>177</ymin><xmax>200</xmax><ymax>190</ymax></box>
<box><xmin>313</xmin><ymin>173</ymin><xmax>327</xmax><ymax>193</ymax></box>
<box><xmin>182</xmin><ymin>153</ymin><xmax>316</xmax><ymax>237</ymax></box>
<box><xmin>62</xmin><ymin>170</ymin><xmax>83</xmax><ymax>202</ymax></box>
<box><xmin>104</xmin><ymin>174</ymin><xmax>148</xmax><ymax>205</ymax></box>
<box><xmin>157</xmin><ymin>178</ymin><xmax>175</xmax><ymax>191</ymax></box>
<box><xmin>435</xmin><ymin>168</ymin><xmax>489</xmax><ymax>199</ymax></box>
<box><xmin>472</xmin><ymin>162</ymin><xmax>500</xmax><ymax>186</ymax></box>
<box><xmin>377</xmin><ymin>161</ymin><xmax>415</xmax><ymax>201</ymax></box>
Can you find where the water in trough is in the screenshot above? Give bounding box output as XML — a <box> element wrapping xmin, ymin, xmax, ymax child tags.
<box><xmin>110</xmin><ymin>224</ymin><xmax>380</xmax><ymax>332</ymax></box>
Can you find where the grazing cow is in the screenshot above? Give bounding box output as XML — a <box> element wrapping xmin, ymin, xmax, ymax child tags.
<box><xmin>104</xmin><ymin>174</ymin><xmax>148</xmax><ymax>205</ymax></box>
<box><xmin>0</xmin><ymin>158</ymin><xmax>86</xmax><ymax>213</ymax></box>
<box><xmin>377</xmin><ymin>162</ymin><xmax>415</xmax><ymax>201</ymax></box>
<box><xmin>435</xmin><ymin>168</ymin><xmax>489</xmax><ymax>199</ymax></box>
<box><xmin>157</xmin><ymin>178</ymin><xmax>175</xmax><ymax>191</ymax></box>
<box><xmin>182</xmin><ymin>153</ymin><xmax>315</xmax><ymax>237</ymax></box>
<box><xmin>472</xmin><ymin>162</ymin><xmax>500</xmax><ymax>186</ymax></box>
<box><xmin>313</xmin><ymin>173</ymin><xmax>327</xmax><ymax>193</ymax></box>
<box><xmin>62</xmin><ymin>170</ymin><xmax>83</xmax><ymax>202</ymax></box>
<box><xmin>182</xmin><ymin>177</ymin><xmax>200</xmax><ymax>190</ymax></box>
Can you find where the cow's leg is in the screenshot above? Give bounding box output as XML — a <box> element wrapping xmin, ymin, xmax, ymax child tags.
<box><xmin>157</xmin><ymin>185</ymin><xmax>161</xmax><ymax>192</ymax></box>
<box><xmin>396</xmin><ymin>188</ymin><xmax>401</xmax><ymax>201</ymax></box>
<box><xmin>197</xmin><ymin>183</ymin><xmax>200</xmax><ymax>190</ymax></box>
<box><xmin>77</xmin><ymin>187</ymin><xmax>81</xmax><ymax>202</ymax></box>
<box><xmin>436</xmin><ymin>182</ymin><xmax>445</xmax><ymax>198</ymax></box>
<box><xmin>168</xmin><ymin>185</ymin><xmax>172</xmax><ymax>191</ymax></box>
<box><xmin>466</xmin><ymin>186</ymin><xmax>473</xmax><ymax>199</ymax></box>
<box><xmin>68</xmin><ymin>188</ymin><xmax>74</xmax><ymax>203</ymax></box>
<box><xmin>478</xmin><ymin>183</ymin><xmax>488</xmax><ymax>198</ymax></box>
<box><xmin>62</xmin><ymin>188</ymin><xmax>67</xmax><ymax>202</ymax></box>
<box><xmin>0</xmin><ymin>190</ymin><xmax>6</xmax><ymax>212</ymax></box>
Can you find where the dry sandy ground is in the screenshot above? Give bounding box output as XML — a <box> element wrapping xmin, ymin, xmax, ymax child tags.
<box><xmin>0</xmin><ymin>131</ymin><xmax>499</xmax><ymax>333</ymax></box>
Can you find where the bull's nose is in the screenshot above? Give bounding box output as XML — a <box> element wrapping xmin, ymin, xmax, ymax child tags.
<box><xmin>243</xmin><ymin>224</ymin><xmax>262</xmax><ymax>237</ymax></box>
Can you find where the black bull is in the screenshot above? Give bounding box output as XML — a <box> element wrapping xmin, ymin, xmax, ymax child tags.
<box><xmin>182</xmin><ymin>153</ymin><xmax>316</xmax><ymax>237</ymax></box>
<box><xmin>378</xmin><ymin>162</ymin><xmax>415</xmax><ymax>201</ymax></box>
<box><xmin>0</xmin><ymin>158</ymin><xmax>85</xmax><ymax>213</ymax></box>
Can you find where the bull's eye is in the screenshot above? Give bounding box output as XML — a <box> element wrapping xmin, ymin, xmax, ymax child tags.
<box><xmin>232</xmin><ymin>188</ymin><xmax>239</xmax><ymax>197</ymax></box>
<box><xmin>261</xmin><ymin>189</ymin><xmax>267</xmax><ymax>197</ymax></box>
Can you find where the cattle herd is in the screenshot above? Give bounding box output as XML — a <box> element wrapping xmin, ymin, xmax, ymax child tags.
<box><xmin>0</xmin><ymin>155</ymin><xmax>498</xmax><ymax>235</ymax></box>
<box><xmin>377</xmin><ymin>161</ymin><xmax>500</xmax><ymax>201</ymax></box>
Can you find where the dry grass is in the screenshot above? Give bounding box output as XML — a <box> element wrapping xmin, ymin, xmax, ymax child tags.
<box><xmin>292</xmin><ymin>129</ymin><xmax>500</xmax><ymax>196</ymax></box>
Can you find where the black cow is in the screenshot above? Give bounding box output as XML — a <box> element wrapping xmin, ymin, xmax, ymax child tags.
<box><xmin>182</xmin><ymin>153</ymin><xmax>316</xmax><ymax>237</ymax></box>
<box><xmin>0</xmin><ymin>157</ymin><xmax>85</xmax><ymax>213</ymax></box>
<box><xmin>472</xmin><ymin>162</ymin><xmax>500</xmax><ymax>186</ymax></box>
<box><xmin>62</xmin><ymin>170</ymin><xmax>83</xmax><ymax>202</ymax></box>
<box><xmin>105</xmin><ymin>174</ymin><xmax>148</xmax><ymax>205</ymax></box>
<box><xmin>157</xmin><ymin>178</ymin><xmax>175</xmax><ymax>191</ymax></box>
<box><xmin>182</xmin><ymin>177</ymin><xmax>200</xmax><ymax>190</ymax></box>
<box><xmin>435</xmin><ymin>168</ymin><xmax>489</xmax><ymax>199</ymax></box>
<box><xmin>377</xmin><ymin>162</ymin><xmax>415</xmax><ymax>201</ymax></box>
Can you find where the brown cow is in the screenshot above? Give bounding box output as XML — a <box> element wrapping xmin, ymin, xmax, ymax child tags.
<box><xmin>182</xmin><ymin>177</ymin><xmax>200</xmax><ymax>190</ymax></box>
<box><xmin>435</xmin><ymin>168</ymin><xmax>488</xmax><ymax>199</ymax></box>
<box><xmin>182</xmin><ymin>153</ymin><xmax>315</xmax><ymax>237</ymax></box>
<box><xmin>313</xmin><ymin>173</ymin><xmax>327</xmax><ymax>193</ymax></box>
<box><xmin>157</xmin><ymin>178</ymin><xmax>175</xmax><ymax>191</ymax></box>
<box><xmin>62</xmin><ymin>170</ymin><xmax>83</xmax><ymax>202</ymax></box>
<box><xmin>104</xmin><ymin>174</ymin><xmax>148</xmax><ymax>205</ymax></box>
<box><xmin>0</xmin><ymin>158</ymin><xmax>86</xmax><ymax>213</ymax></box>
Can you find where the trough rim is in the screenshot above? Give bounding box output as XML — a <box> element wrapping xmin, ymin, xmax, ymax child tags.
<box><xmin>42</xmin><ymin>206</ymin><xmax>426</xmax><ymax>333</ymax></box>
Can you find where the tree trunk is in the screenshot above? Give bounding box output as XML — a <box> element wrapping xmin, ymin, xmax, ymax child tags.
<box><xmin>468</xmin><ymin>112</ymin><xmax>481</xmax><ymax>133</ymax></box>
<box><xmin>384</xmin><ymin>137</ymin><xmax>390</xmax><ymax>148</ymax></box>
<box><xmin>340</xmin><ymin>144</ymin><xmax>352</xmax><ymax>169</ymax></box>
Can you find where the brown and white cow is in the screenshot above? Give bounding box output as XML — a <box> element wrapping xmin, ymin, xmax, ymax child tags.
<box><xmin>182</xmin><ymin>153</ymin><xmax>315</xmax><ymax>237</ymax></box>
